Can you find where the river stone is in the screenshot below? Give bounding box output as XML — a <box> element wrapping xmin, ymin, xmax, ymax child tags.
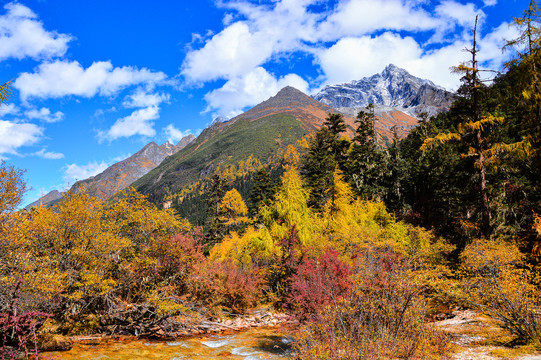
<box><xmin>39</xmin><ymin>334</ymin><xmax>72</xmax><ymax>351</ymax></box>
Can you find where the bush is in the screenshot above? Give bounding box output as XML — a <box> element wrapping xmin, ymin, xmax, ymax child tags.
<box><xmin>0</xmin><ymin>311</ymin><xmax>50</xmax><ymax>359</ymax></box>
<box><xmin>293</xmin><ymin>249</ymin><xmax>450</xmax><ymax>359</ymax></box>
<box><xmin>190</xmin><ymin>260</ymin><xmax>264</xmax><ymax>313</ymax></box>
<box><xmin>288</xmin><ymin>249</ymin><xmax>352</xmax><ymax>321</ymax></box>
<box><xmin>459</xmin><ymin>239</ymin><xmax>541</xmax><ymax>344</ymax></box>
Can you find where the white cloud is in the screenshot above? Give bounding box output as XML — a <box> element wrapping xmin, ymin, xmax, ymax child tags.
<box><xmin>123</xmin><ymin>88</ymin><xmax>170</xmax><ymax>108</ymax></box>
<box><xmin>98</xmin><ymin>106</ymin><xmax>160</xmax><ymax>142</ymax></box>
<box><xmin>478</xmin><ymin>22</ymin><xmax>520</xmax><ymax>72</ymax></box>
<box><xmin>318</xmin><ymin>0</ymin><xmax>438</xmax><ymax>39</ymax></box>
<box><xmin>182</xmin><ymin>22</ymin><xmax>274</xmax><ymax>83</ymax></box>
<box><xmin>14</xmin><ymin>60</ymin><xmax>167</xmax><ymax>101</ymax></box>
<box><xmin>63</xmin><ymin>161</ymin><xmax>108</xmax><ymax>184</ymax></box>
<box><xmin>0</xmin><ymin>2</ymin><xmax>72</xmax><ymax>61</ymax></box>
<box><xmin>204</xmin><ymin>66</ymin><xmax>309</xmax><ymax>117</ymax></box>
<box><xmin>182</xmin><ymin>0</ymin><xmax>319</xmax><ymax>83</ymax></box>
<box><xmin>181</xmin><ymin>0</ymin><xmax>518</xmax><ymax>113</ymax></box>
<box><xmin>0</xmin><ymin>103</ymin><xmax>19</xmax><ymax>117</ymax></box>
<box><xmin>435</xmin><ymin>1</ymin><xmax>482</xmax><ymax>30</ymax></box>
<box><xmin>34</xmin><ymin>148</ymin><xmax>64</xmax><ymax>159</ymax></box>
<box><xmin>317</xmin><ymin>33</ymin><xmax>424</xmax><ymax>85</ymax></box>
<box><xmin>406</xmin><ymin>41</ymin><xmax>469</xmax><ymax>90</ymax></box>
<box><xmin>25</xmin><ymin>107</ymin><xmax>64</xmax><ymax>123</ymax></box>
<box><xmin>0</xmin><ymin>120</ymin><xmax>42</xmax><ymax>155</ymax></box>
<box><xmin>164</xmin><ymin>124</ymin><xmax>192</xmax><ymax>143</ymax></box>
<box><xmin>483</xmin><ymin>0</ymin><xmax>497</xmax><ymax>6</ymax></box>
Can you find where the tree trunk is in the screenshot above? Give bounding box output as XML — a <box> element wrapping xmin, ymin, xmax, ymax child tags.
<box><xmin>477</xmin><ymin>129</ymin><xmax>491</xmax><ymax>238</ymax></box>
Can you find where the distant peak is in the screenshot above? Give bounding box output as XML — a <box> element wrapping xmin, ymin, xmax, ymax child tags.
<box><xmin>176</xmin><ymin>134</ymin><xmax>195</xmax><ymax>146</ymax></box>
<box><xmin>381</xmin><ymin>63</ymin><xmax>408</xmax><ymax>76</ymax></box>
<box><xmin>275</xmin><ymin>86</ymin><xmax>305</xmax><ymax>97</ymax></box>
<box><xmin>144</xmin><ymin>141</ymin><xmax>159</xmax><ymax>148</ymax></box>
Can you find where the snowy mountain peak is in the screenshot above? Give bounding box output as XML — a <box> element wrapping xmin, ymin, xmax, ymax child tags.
<box><xmin>313</xmin><ymin>64</ymin><xmax>454</xmax><ymax>117</ymax></box>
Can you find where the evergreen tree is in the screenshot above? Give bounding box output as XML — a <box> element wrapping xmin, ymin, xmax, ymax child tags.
<box><xmin>322</xmin><ymin>113</ymin><xmax>350</xmax><ymax>169</ymax></box>
<box><xmin>248</xmin><ymin>168</ymin><xmax>275</xmax><ymax>219</ymax></box>
<box><xmin>347</xmin><ymin>104</ymin><xmax>388</xmax><ymax>199</ymax></box>
<box><xmin>384</xmin><ymin>126</ymin><xmax>407</xmax><ymax>213</ymax></box>
<box><xmin>204</xmin><ymin>173</ymin><xmax>226</xmax><ymax>248</ymax></box>
<box><xmin>301</xmin><ymin>127</ymin><xmax>337</xmax><ymax>211</ymax></box>
<box><xmin>504</xmin><ymin>0</ymin><xmax>541</xmax><ymax>199</ymax></box>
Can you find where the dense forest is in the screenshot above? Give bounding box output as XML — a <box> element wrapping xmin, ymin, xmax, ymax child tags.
<box><xmin>1</xmin><ymin>2</ymin><xmax>541</xmax><ymax>359</ymax></box>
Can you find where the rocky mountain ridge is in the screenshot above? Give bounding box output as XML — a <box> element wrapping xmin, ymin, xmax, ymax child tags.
<box><xmin>25</xmin><ymin>135</ymin><xmax>195</xmax><ymax>209</ymax></box>
<box><xmin>220</xmin><ymin>86</ymin><xmax>418</xmax><ymax>140</ymax></box>
<box><xmin>313</xmin><ymin>64</ymin><xmax>455</xmax><ymax>117</ymax></box>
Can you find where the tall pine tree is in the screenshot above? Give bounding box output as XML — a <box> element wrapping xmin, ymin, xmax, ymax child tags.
<box><xmin>301</xmin><ymin>113</ymin><xmax>349</xmax><ymax>211</ymax></box>
<box><xmin>347</xmin><ymin>104</ymin><xmax>388</xmax><ymax>200</ymax></box>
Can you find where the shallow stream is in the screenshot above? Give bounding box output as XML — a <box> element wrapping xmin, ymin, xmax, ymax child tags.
<box><xmin>48</xmin><ymin>327</ymin><xmax>292</xmax><ymax>359</ymax></box>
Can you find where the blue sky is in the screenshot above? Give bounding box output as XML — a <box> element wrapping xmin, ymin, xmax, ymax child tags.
<box><xmin>0</xmin><ymin>0</ymin><xmax>526</xmax><ymax>205</ymax></box>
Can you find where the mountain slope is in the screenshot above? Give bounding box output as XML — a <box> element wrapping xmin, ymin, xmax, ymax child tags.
<box><xmin>133</xmin><ymin>86</ymin><xmax>419</xmax><ymax>213</ymax></box>
<box><xmin>26</xmin><ymin>135</ymin><xmax>195</xmax><ymax>208</ymax></box>
<box><xmin>133</xmin><ymin>112</ymin><xmax>307</xmax><ymax>205</ymax></box>
<box><xmin>313</xmin><ymin>64</ymin><xmax>455</xmax><ymax>117</ymax></box>
<box><xmin>225</xmin><ymin>86</ymin><xmax>417</xmax><ymax>139</ymax></box>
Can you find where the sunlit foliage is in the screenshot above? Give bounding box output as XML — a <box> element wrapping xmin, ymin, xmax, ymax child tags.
<box><xmin>458</xmin><ymin>239</ymin><xmax>541</xmax><ymax>344</ymax></box>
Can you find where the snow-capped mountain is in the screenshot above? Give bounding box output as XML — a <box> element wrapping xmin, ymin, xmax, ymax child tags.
<box><xmin>313</xmin><ymin>64</ymin><xmax>455</xmax><ymax>117</ymax></box>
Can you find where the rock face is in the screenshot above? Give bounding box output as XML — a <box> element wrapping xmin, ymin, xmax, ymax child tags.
<box><xmin>313</xmin><ymin>64</ymin><xmax>455</xmax><ymax>117</ymax></box>
<box><xmin>26</xmin><ymin>135</ymin><xmax>195</xmax><ymax>208</ymax></box>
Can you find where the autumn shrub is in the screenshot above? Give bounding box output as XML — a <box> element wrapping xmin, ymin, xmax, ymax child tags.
<box><xmin>293</xmin><ymin>249</ymin><xmax>450</xmax><ymax>360</ymax></box>
<box><xmin>0</xmin><ymin>311</ymin><xmax>51</xmax><ymax>359</ymax></box>
<box><xmin>288</xmin><ymin>249</ymin><xmax>352</xmax><ymax>321</ymax></box>
<box><xmin>153</xmin><ymin>231</ymin><xmax>205</xmax><ymax>291</ymax></box>
<box><xmin>459</xmin><ymin>238</ymin><xmax>541</xmax><ymax>345</ymax></box>
<box><xmin>189</xmin><ymin>260</ymin><xmax>264</xmax><ymax>314</ymax></box>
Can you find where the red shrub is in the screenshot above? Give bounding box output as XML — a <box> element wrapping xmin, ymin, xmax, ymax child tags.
<box><xmin>190</xmin><ymin>260</ymin><xmax>264</xmax><ymax>313</ymax></box>
<box><xmin>154</xmin><ymin>231</ymin><xmax>205</xmax><ymax>283</ymax></box>
<box><xmin>0</xmin><ymin>311</ymin><xmax>51</xmax><ymax>359</ymax></box>
<box><xmin>288</xmin><ymin>249</ymin><xmax>352</xmax><ymax>321</ymax></box>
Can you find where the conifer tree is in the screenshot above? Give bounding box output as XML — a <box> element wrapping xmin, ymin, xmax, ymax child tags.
<box><xmin>219</xmin><ymin>188</ymin><xmax>250</xmax><ymax>234</ymax></box>
<box><xmin>422</xmin><ymin>16</ymin><xmax>503</xmax><ymax>238</ymax></box>
<box><xmin>384</xmin><ymin>126</ymin><xmax>407</xmax><ymax>212</ymax></box>
<box><xmin>248</xmin><ymin>168</ymin><xmax>274</xmax><ymax>219</ymax></box>
<box><xmin>348</xmin><ymin>103</ymin><xmax>388</xmax><ymax>199</ymax></box>
<box><xmin>323</xmin><ymin>113</ymin><xmax>350</xmax><ymax>167</ymax></box>
<box><xmin>503</xmin><ymin>0</ymin><xmax>541</xmax><ymax>182</ymax></box>
<box><xmin>301</xmin><ymin>127</ymin><xmax>337</xmax><ymax>211</ymax></box>
<box><xmin>205</xmin><ymin>172</ymin><xmax>227</xmax><ymax>247</ymax></box>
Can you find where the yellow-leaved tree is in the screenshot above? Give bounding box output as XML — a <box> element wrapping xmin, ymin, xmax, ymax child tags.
<box><xmin>421</xmin><ymin>16</ymin><xmax>504</xmax><ymax>238</ymax></box>
<box><xmin>211</xmin><ymin>165</ymin><xmax>315</xmax><ymax>267</ymax></box>
<box><xmin>219</xmin><ymin>188</ymin><xmax>250</xmax><ymax>226</ymax></box>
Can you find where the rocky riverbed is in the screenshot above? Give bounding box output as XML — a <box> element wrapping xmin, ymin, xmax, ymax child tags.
<box><xmin>42</xmin><ymin>310</ymin><xmax>294</xmax><ymax>356</ymax></box>
<box><xmin>434</xmin><ymin>309</ymin><xmax>541</xmax><ymax>360</ymax></box>
<box><xmin>47</xmin><ymin>326</ymin><xmax>293</xmax><ymax>359</ymax></box>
